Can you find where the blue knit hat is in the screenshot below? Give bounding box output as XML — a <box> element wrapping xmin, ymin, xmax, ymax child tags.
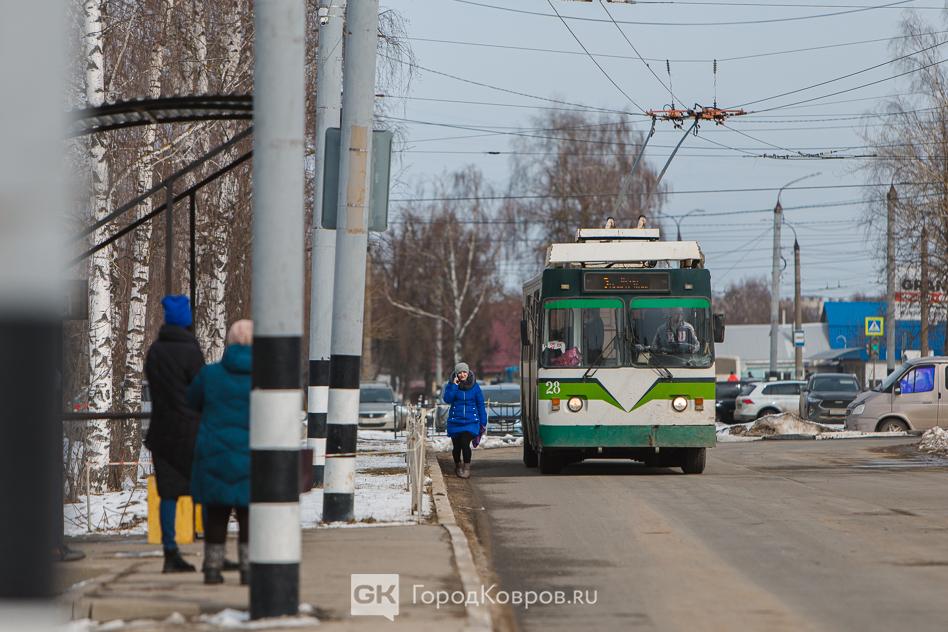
<box><xmin>161</xmin><ymin>295</ymin><xmax>192</xmax><ymax>327</ymax></box>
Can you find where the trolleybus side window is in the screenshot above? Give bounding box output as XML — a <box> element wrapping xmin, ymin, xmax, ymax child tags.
<box><xmin>541</xmin><ymin>299</ymin><xmax>622</xmax><ymax>368</ymax></box>
<box><xmin>628</xmin><ymin>297</ymin><xmax>713</xmax><ymax>368</ymax></box>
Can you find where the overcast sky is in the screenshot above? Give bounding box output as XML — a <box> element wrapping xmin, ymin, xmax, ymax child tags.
<box><xmin>379</xmin><ymin>0</ymin><xmax>946</xmax><ymax>300</ymax></box>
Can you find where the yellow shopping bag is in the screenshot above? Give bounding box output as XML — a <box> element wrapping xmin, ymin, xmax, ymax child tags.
<box><xmin>146</xmin><ymin>475</ymin><xmax>196</xmax><ymax>545</ymax></box>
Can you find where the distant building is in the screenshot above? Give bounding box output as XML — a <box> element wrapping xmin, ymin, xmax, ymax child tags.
<box><xmin>820</xmin><ymin>301</ymin><xmax>946</xmax><ymax>363</ymax></box>
<box><xmin>714</xmin><ymin>302</ymin><xmax>947</xmax><ymax>385</ymax></box>
<box><xmin>714</xmin><ymin>322</ymin><xmax>830</xmax><ymax>379</ymax></box>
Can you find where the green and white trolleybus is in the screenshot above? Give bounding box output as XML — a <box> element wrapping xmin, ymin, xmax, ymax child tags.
<box><xmin>520</xmin><ymin>228</ymin><xmax>725</xmax><ymax>474</ymax></box>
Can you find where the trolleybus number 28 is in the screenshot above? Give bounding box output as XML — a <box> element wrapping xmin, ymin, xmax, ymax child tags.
<box><xmin>544</xmin><ymin>381</ymin><xmax>561</xmax><ymax>395</ymax></box>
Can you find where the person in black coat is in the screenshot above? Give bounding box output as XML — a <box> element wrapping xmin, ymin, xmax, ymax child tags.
<box><xmin>144</xmin><ymin>295</ymin><xmax>205</xmax><ymax>573</ymax></box>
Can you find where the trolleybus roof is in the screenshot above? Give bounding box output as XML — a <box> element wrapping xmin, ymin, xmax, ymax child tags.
<box><xmin>547</xmin><ymin>240</ymin><xmax>704</xmax><ymax>268</ymax></box>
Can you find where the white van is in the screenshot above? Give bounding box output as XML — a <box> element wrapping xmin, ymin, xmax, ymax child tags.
<box><xmin>845</xmin><ymin>357</ymin><xmax>948</xmax><ymax>433</ymax></box>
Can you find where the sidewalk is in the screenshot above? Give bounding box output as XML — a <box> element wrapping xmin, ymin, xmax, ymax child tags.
<box><xmin>62</xmin><ymin>525</ymin><xmax>466</xmax><ymax>631</ymax></box>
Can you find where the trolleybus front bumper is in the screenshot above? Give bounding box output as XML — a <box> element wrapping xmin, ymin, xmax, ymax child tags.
<box><xmin>539</xmin><ymin>424</ymin><xmax>715</xmax><ymax>448</ymax></box>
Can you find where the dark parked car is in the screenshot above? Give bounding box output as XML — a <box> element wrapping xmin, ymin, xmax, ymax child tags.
<box><xmin>715</xmin><ymin>380</ymin><xmax>741</xmax><ymax>423</ymax></box>
<box><xmin>481</xmin><ymin>383</ymin><xmax>522</xmax><ymax>436</ymax></box>
<box><xmin>799</xmin><ymin>373</ymin><xmax>861</xmax><ymax>423</ymax></box>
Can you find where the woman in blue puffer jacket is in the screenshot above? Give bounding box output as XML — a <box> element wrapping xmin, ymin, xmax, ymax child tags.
<box><xmin>442</xmin><ymin>362</ymin><xmax>487</xmax><ymax>479</ymax></box>
<box><xmin>187</xmin><ymin>319</ymin><xmax>252</xmax><ymax>585</ymax></box>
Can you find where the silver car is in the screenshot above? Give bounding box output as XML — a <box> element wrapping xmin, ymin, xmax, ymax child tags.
<box><xmin>358</xmin><ymin>382</ymin><xmax>402</xmax><ymax>431</ymax></box>
<box><xmin>733</xmin><ymin>380</ymin><xmax>806</xmax><ymax>422</ymax></box>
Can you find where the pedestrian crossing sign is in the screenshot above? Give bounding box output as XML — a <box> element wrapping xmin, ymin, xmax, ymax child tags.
<box><xmin>865</xmin><ymin>317</ymin><xmax>884</xmax><ymax>337</ymax></box>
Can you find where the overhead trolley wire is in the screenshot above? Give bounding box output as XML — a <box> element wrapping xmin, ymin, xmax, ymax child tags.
<box><xmin>596</xmin><ymin>0</ymin><xmax>683</xmax><ymax>106</ymax></box>
<box><xmin>381</xmin><ymin>54</ymin><xmax>647</xmax><ymax>117</ymax></box>
<box><xmin>400</xmin><ymin>30</ymin><xmax>948</xmax><ymax>64</ymax></box>
<box><xmin>391</xmin><ymin>183</ymin><xmax>930</xmax><ymax>204</ymax></box>
<box><xmin>450</xmin><ymin>0</ymin><xmax>917</xmax><ymax>27</ymax></box>
<box><xmin>742</xmin><ymin>56</ymin><xmax>948</xmax><ymax>113</ymax></box>
<box><xmin>545</xmin><ymin>0</ymin><xmax>648</xmax><ymax>112</ymax></box>
<box><xmin>731</xmin><ymin>38</ymin><xmax>948</xmax><ymax>109</ymax></box>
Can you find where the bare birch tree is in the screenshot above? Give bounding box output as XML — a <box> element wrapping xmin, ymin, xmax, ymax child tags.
<box><xmin>83</xmin><ymin>0</ymin><xmax>114</xmax><ymax>490</ymax></box>
<box><xmin>121</xmin><ymin>0</ymin><xmax>175</xmax><ymax>414</ymax></box>
<box><xmin>376</xmin><ymin>168</ymin><xmax>502</xmax><ymax>380</ymax></box>
<box><xmin>862</xmin><ymin>11</ymin><xmax>948</xmax><ymax>349</ymax></box>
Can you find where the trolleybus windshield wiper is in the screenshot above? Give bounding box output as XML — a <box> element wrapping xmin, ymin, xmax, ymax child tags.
<box><xmin>582</xmin><ymin>333</ymin><xmax>618</xmax><ymax>380</ymax></box>
<box><xmin>646</xmin><ymin>353</ymin><xmax>674</xmax><ymax>381</ymax></box>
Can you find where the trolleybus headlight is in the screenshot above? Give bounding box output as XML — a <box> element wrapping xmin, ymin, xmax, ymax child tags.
<box><xmin>671</xmin><ymin>396</ymin><xmax>688</xmax><ymax>412</ymax></box>
<box><xmin>567</xmin><ymin>396</ymin><xmax>583</xmax><ymax>412</ymax></box>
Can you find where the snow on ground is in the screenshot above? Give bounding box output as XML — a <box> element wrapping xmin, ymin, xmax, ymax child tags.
<box><xmin>918</xmin><ymin>427</ymin><xmax>948</xmax><ymax>456</ymax></box>
<box><xmin>197</xmin><ymin>607</ymin><xmax>319</xmax><ymax>629</ymax></box>
<box><xmin>65</xmin><ymin>429</ymin><xmax>429</xmax><ymax>535</ymax></box>
<box><xmin>64</xmin><ymin>488</ymin><xmax>149</xmax><ymax>537</ymax></box>
<box><xmin>68</xmin><ymin>607</ymin><xmax>319</xmax><ymax>631</ymax></box>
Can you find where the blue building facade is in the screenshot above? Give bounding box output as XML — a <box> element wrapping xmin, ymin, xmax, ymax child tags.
<box><xmin>821</xmin><ymin>301</ymin><xmax>947</xmax><ymax>362</ymax></box>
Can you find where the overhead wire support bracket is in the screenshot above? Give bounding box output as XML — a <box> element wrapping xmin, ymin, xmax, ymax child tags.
<box><xmin>646</xmin><ymin>105</ymin><xmax>748</xmax><ymax>185</ymax></box>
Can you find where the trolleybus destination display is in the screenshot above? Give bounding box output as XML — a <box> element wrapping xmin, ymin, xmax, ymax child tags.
<box><xmin>582</xmin><ymin>271</ymin><xmax>670</xmax><ymax>293</ymax></box>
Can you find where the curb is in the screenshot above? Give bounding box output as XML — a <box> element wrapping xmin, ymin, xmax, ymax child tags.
<box><xmin>427</xmin><ymin>450</ymin><xmax>492</xmax><ymax>632</ymax></box>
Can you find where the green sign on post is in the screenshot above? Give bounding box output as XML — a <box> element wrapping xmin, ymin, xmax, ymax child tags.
<box><xmin>321</xmin><ymin>127</ymin><xmax>393</xmax><ymax>231</ymax></box>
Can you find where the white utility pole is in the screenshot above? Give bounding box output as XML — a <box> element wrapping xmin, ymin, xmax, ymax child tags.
<box><xmin>248</xmin><ymin>0</ymin><xmax>305</xmax><ymax>619</ymax></box>
<box><xmin>323</xmin><ymin>0</ymin><xmax>380</xmax><ymax>523</ymax></box>
<box><xmin>885</xmin><ymin>185</ymin><xmax>897</xmax><ymax>372</ymax></box>
<box><xmin>307</xmin><ymin>0</ymin><xmax>346</xmax><ymax>489</ymax></box>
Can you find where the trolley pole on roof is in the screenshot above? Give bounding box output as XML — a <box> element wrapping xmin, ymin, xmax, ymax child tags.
<box><xmin>308</xmin><ymin>0</ymin><xmax>347</xmax><ymax>489</ymax></box>
<box><xmin>248</xmin><ymin>0</ymin><xmax>305</xmax><ymax>618</ymax></box>
<box><xmin>323</xmin><ymin>0</ymin><xmax>380</xmax><ymax>523</ymax></box>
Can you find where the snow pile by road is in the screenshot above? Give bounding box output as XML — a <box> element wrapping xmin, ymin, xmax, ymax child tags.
<box><xmin>427</xmin><ymin>433</ymin><xmax>523</xmax><ymax>452</ymax></box>
<box><xmin>718</xmin><ymin>412</ymin><xmax>911</xmax><ymax>441</ymax></box>
<box><xmin>728</xmin><ymin>412</ymin><xmax>836</xmax><ymax>437</ymax></box>
<box><xmin>918</xmin><ymin>427</ymin><xmax>948</xmax><ymax>456</ymax></box>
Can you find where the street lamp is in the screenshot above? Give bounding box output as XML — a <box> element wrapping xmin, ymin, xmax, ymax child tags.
<box><xmin>770</xmin><ymin>172</ymin><xmax>820</xmax><ymax>379</ymax></box>
<box><xmin>669</xmin><ymin>208</ymin><xmax>704</xmax><ymax>241</ymax></box>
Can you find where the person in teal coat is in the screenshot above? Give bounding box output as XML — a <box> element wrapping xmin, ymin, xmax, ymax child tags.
<box><xmin>442</xmin><ymin>362</ymin><xmax>487</xmax><ymax>479</ymax></box>
<box><xmin>187</xmin><ymin>319</ymin><xmax>252</xmax><ymax>585</ymax></box>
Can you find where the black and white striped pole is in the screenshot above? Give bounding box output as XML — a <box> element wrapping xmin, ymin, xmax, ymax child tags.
<box><xmin>307</xmin><ymin>0</ymin><xmax>346</xmax><ymax>489</ymax></box>
<box><xmin>0</xmin><ymin>4</ymin><xmax>63</xmax><ymax>625</ymax></box>
<box><xmin>322</xmin><ymin>0</ymin><xmax>380</xmax><ymax>523</ymax></box>
<box><xmin>249</xmin><ymin>0</ymin><xmax>305</xmax><ymax>619</ymax></box>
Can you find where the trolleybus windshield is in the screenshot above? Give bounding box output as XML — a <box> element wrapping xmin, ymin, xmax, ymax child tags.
<box><xmin>628</xmin><ymin>297</ymin><xmax>713</xmax><ymax>368</ymax></box>
<box><xmin>541</xmin><ymin>298</ymin><xmax>622</xmax><ymax>368</ymax></box>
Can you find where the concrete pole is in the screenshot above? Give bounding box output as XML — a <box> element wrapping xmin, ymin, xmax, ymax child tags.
<box><xmin>770</xmin><ymin>200</ymin><xmax>782</xmax><ymax>378</ymax></box>
<box><xmin>920</xmin><ymin>226</ymin><xmax>930</xmax><ymax>357</ymax></box>
<box><xmin>794</xmin><ymin>238</ymin><xmax>802</xmax><ymax>379</ymax></box>
<box><xmin>248</xmin><ymin>0</ymin><xmax>305</xmax><ymax>619</ymax></box>
<box><xmin>308</xmin><ymin>0</ymin><xmax>346</xmax><ymax>489</ymax></box>
<box><xmin>0</xmin><ymin>2</ymin><xmax>63</xmax><ymax>625</ymax></box>
<box><xmin>886</xmin><ymin>185</ymin><xmax>897</xmax><ymax>371</ymax></box>
<box><xmin>323</xmin><ymin>0</ymin><xmax>380</xmax><ymax>523</ymax></box>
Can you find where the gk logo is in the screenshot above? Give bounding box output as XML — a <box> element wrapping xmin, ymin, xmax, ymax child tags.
<box><xmin>351</xmin><ymin>574</ymin><xmax>400</xmax><ymax>621</ymax></box>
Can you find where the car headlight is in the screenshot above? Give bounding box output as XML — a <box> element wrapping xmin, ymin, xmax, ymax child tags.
<box><xmin>567</xmin><ymin>396</ymin><xmax>583</xmax><ymax>412</ymax></box>
<box><xmin>851</xmin><ymin>404</ymin><xmax>865</xmax><ymax>416</ymax></box>
<box><xmin>672</xmin><ymin>396</ymin><xmax>688</xmax><ymax>412</ymax></box>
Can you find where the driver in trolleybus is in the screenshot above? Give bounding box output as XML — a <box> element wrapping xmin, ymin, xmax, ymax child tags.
<box><xmin>651</xmin><ymin>307</ymin><xmax>700</xmax><ymax>354</ymax></box>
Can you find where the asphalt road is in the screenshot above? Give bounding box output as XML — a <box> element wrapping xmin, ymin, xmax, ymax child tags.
<box><xmin>459</xmin><ymin>438</ymin><xmax>948</xmax><ymax>632</ymax></box>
